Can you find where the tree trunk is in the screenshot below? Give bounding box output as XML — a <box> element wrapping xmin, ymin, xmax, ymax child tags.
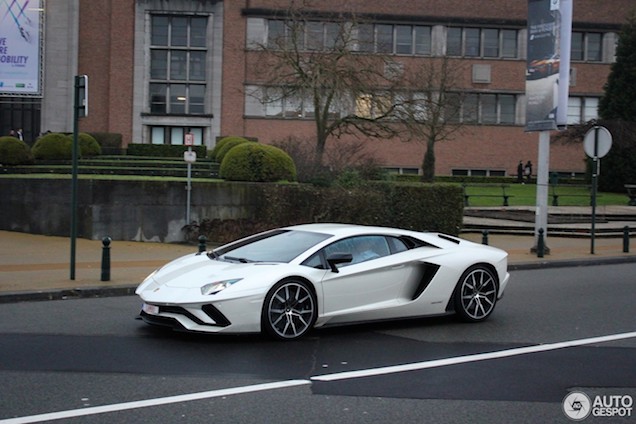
<box><xmin>421</xmin><ymin>138</ymin><xmax>435</xmax><ymax>182</ymax></box>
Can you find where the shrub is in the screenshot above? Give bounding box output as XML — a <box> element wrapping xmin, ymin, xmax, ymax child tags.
<box><xmin>0</xmin><ymin>136</ymin><xmax>33</xmax><ymax>165</ymax></box>
<box><xmin>210</xmin><ymin>136</ymin><xmax>251</xmax><ymax>161</ymax></box>
<box><xmin>184</xmin><ymin>182</ymin><xmax>464</xmax><ymax>243</ymax></box>
<box><xmin>220</xmin><ymin>143</ymin><xmax>297</xmax><ymax>182</ymax></box>
<box><xmin>214</xmin><ymin>137</ymin><xmax>252</xmax><ymax>163</ymax></box>
<box><xmin>78</xmin><ymin>132</ymin><xmax>102</xmax><ymax>157</ymax></box>
<box><xmin>31</xmin><ymin>133</ymin><xmax>73</xmax><ymax>160</ymax></box>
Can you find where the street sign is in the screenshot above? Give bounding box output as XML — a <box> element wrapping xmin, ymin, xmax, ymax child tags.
<box><xmin>583</xmin><ymin>125</ymin><xmax>612</xmax><ymax>255</ymax></box>
<box><xmin>584</xmin><ymin>126</ymin><xmax>612</xmax><ymax>158</ymax></box>
<box><xmin>77</xmin><ymin>75</ymin><xmax>88</xmax><ymax>118</ymax></box>
<box><xmin>184</xmin><ymin>150</ymin><xmax>197</xmax><ymax>163</ymax></box>
<box><xmin>185</xmin><ymin>132</ymin><xmax>194</xmax><ymax>146</ymax></box>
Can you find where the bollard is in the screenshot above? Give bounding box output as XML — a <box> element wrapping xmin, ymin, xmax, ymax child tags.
<box><xmin>101</xmin><ymin>236</ymin><xmax>112</xmax><ymax>281</ymax></box>
<box><xmin>624</xmin><ymin>226</ymin><xmax>630</xmax><ymax>253</ymax></box>
<box><xmin>537</xmin><ymin>228</ymin><xmax>545</xmax><ymax>258</ymax></box>
<box><xmin>198</xmin><ymin>235</ymin><xmax>207</xmax><ymax>253</ymax></box>
<box><xmin>481</xmin><ymin>229</ymin><xmax>489</xmax><ymax>245</ymax></box>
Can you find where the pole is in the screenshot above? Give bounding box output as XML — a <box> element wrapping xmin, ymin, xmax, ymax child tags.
<box><xmin>70</xmin><ymin>76</ymin><xmax>81</xmax><ymax>280</ymax></box>
<box><xmin>186</xmin><ymin>146</ymin><xmax>192</xmax><ymax>225</ymax></box>
<box><xmin>590</xmin><ymin>127</ymin><xmax>599</xmax><ymax>254</ymax></box>
<box><xmin>533</xmin><ymin>131</ymin><xmax>550</xmax><ymax>254</ymax></box>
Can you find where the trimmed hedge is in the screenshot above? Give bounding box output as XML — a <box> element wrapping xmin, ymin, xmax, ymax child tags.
<box><xmin>210</xmin><ymin>136</ymin><xmax>251</xmax><ymax>161</ymax></box>
<box><xmin>187</xmin><ymin>182</ymin><xmax>464</xmax><ymax>243</ymax></box>
<box><xmin>127</xmin><ymin>143</ymin><xmax>207</xmax><ymax>158</ymax></box>
<box><xmin>215</xmin><ymin>137</ymin><xmax>253</xmax><ymax>163</ymax></box>
<box><xmin>0</xmin><ymin>136</ymin><xmax>33</xmax><ymax>165</ymax></box>
<box><xmin>31</xmin><ymin>132</ymin><xmax>101</xmax><ymax>160</ymax></box>
<box><xmin>220</xmin><ymin>143</ymin><xmax>297</xmax><ymax>182</ymax></box>
<box><xmin>78</xmin><ymin>133</ymin><xmax>102</xmax><ymax>157</ymax></box>
<box><xmin>31</xmin><ymin>133</ymin><xmax>73</xmax><ymax>160</ymax></box>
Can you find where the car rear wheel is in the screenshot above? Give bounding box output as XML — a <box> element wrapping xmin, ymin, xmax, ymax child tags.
<box><xmin>454</xmin><ymin>265</ymin><xmax>498</xmax><ymax>322</ymax></box>
<box><xmin>262</xmin><ymin>279</ymin><xmax>317</xmax><ymax>340</ymax></box>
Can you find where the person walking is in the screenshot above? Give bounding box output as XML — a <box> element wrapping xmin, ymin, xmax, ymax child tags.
<box><xmin>517</xmin><ymin>161</ymin><xmax>524</xmax><ymax>183</ymax></box>
<box><xmin>524</xmin><ymin>160</ymin><xmax>533</xmax><ymax>182</ymax></box>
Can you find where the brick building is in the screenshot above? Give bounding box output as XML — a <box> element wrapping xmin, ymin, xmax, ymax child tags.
<box><xmin>1</xmin><ymin>0</ymin><xmax>633</xmax><ymax>177</ymax></box>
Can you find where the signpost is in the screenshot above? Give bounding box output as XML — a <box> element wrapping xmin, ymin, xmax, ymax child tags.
<box><xmin>70</xmin><ymin>75</ymin><xmax>88</xmax><ymax>280</ymax></box>
<box><xmin>525</xmin><ymin>0</ymin><xmax>573</xmax><ymax>255</ymax></box>
<box><xmin>584</xmin><ymin>126</ymin><xmax>612</xmax><ymax>254</ymax></box>
<box><xmin>184</xmin><ymin>133</ymin><xmax>196</xmax><ymax>225</ymax></box>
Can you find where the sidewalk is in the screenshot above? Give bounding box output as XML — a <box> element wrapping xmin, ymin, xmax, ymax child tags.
<box><xmin>1</xmin><ymin>227</ymin><xmax>635</xmax><ymax>302</ymax></box>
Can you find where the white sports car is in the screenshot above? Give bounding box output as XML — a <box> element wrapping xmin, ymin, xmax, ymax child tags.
<box><xmin>136</xmin><ymin>223</ymin><xmax>509</xmax><ymax>340</ymax></box>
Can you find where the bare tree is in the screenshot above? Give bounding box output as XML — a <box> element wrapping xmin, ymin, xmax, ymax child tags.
<box><xmin>395</xmin><ymin>57</ymin><xmax>467</xmax><ymax>182</ymax></box>
<box><xmin>248</xmin><ymin>0</ymin><xmax>466</xmax><ymax>179</ymax></box>
<box><xmin>248</xmin><ymin>1</ymin><xmax>407</xmax><ymax>161</ymax></box>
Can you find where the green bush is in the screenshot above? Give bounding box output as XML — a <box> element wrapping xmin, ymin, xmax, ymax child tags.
<box><xmin>0</xmin><ymin>136</ymin><xmax>33</xmax><ymax>165</ymax></box>
<box><xmin>210</xmin><ymin>136</ymin><xmax>251</xmax><ymax>161</ymax></box>
<box><xmin>78</xmin><ymin>133</ymin><xmax>102</xmax><ymax>157</ymax></box>
<box><xmin>185</xmin><ymin>182</ymin><xmax>464</xmax><ymax>243</ymax></box>
<box><xmin>220</xmin><ymin>143</ymin><xmax>297</xmax><ymax>182</ymax></box>
<box><xmin>31</xmin><ymin>133</ymin><xmax>73</xmax><ymax>160</ymax></box>
<box><xmin>214</xmin><ymin>137</ymin><xmax>253</xmax><ymax>163</ymax></box>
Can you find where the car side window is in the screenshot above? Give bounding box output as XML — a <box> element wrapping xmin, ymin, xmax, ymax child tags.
<box><xmin>322</xmin><ymin>235</ymin><xmax>391</xmax><ymax>266</ymax></box>
<box><xmin>387</xmin><ymin>236</ymin><xmax>409</xmax><ymax>253</ymax></box>
<box><xmin>302</xmin><ymin>252</ymin><xmax>325</xmax><ymax>269</ymax></box>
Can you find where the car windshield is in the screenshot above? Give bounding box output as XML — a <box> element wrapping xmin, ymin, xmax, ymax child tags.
<box><xmin>216</xmin><ymin>230</ymin><xmax>332</xmax><ymax>263</ymax></box>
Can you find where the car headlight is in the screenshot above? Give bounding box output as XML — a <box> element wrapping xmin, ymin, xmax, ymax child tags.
<box><xmin>200</xmin><ymin>278</ymin><xmax>242</xmax><ymax>295</ymax></box>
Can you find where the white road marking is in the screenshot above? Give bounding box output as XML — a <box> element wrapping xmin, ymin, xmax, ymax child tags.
<box><xmin>0</xmin><ymin>380</ymin><xmax>311</xmax><ymax>424</ymax></box>
<box><xmin>3</xmin><ymin>331</ymin><xmax>635</xmax><ymax>423</ymax></box>
<box><xmin>311</xmin><ymin>331</ymin><xmax>636</xmax><ymax>381</ymax></box>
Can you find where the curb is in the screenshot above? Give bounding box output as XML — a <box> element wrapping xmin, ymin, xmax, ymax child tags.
<box><xmin>0</xmin><ymin>285</ymin><xmax>136</xmax><ymax>304</ymax></box>
<box><xmin>510</xmin><ymin>255</ymin><xmax>636</xmax><ymax>271</ymax></box>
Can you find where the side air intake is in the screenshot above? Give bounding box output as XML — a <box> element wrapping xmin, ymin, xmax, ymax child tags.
<box><xmin>411</xmin><ymin>263</ymin><xmax>441</xmax><ymax>300</ymax></box>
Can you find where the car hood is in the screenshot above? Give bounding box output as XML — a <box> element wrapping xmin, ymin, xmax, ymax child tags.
<box><xmin>148</xmin><ymin>253</ymin><xmax>282</xmax><ymax>289</ymax></box>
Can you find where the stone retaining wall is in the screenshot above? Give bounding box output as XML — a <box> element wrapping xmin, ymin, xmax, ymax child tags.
<box><xmin>0</xmin><ymin>179</ymin><xmax>259</xmax><ymax>242</ymax></box>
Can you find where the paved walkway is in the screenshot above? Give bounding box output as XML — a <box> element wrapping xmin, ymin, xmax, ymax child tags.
<box><xmin>1</xmin><ymin>221</ymin><xmax>636</xmax><ymax>302</ymax></box>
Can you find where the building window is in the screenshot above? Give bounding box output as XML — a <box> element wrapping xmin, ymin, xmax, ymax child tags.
<box><xmin>254</xmin><ymin>86</ymin><xmax>340</xmax><ymax>119</ymax></box>
<box><xmin>571</xmin><ymin>32</ymin><xmax>603</xmax><ymax>62</ymax></box>
<box><xmin>447</xmin><ymin>27</ymin><xmax>518</xmax><ymax>58</ymax></box>
<box><xmin>265</xmin><ymin>19</ymin><xmax>432</xmax><ymax>56</ymax></box>
<box><xmin>150</xmin><ymin>126</ymin><xmax>204</xmax><ymax>145</ymax></box>
<box><xmin>459</xmin><ymin>93</ymin><xmax>518</xmax><ymax>125</ymax></box>
<box><xmin>567</xmin><ymin>97</ymin><xmax>599</xmax><ymax>124</ymax></box>
<box><xmin>452</xmin><ymin>169</ymin><xmax>506</xmax><ymax>177</ymax></box>
<box><xmin>149</xmin><ymin>15</ymin><xmax>208</xmax><ymax>115</ymax></box>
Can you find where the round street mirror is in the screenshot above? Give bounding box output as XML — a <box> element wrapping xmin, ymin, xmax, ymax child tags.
<box><xmin>583</xmin><ymin>126</ymin><xmax>612</xmax><ymax>158</ymax></box>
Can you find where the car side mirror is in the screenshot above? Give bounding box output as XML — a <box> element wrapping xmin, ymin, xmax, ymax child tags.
<box><xmin>326</xmin><ymin>253</ymin><xmax>353</xmax><ymax>273</ymax></box>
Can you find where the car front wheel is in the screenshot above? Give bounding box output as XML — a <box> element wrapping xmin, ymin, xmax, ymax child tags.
<box><xmin>454</xmin><ymin>265</ymin><xmax>498</xmax><ymax>322</ymax></box>
<box><xmin>262</xmin><ymin>279</ymin><xmax>317</xmax><ymax>340</ymax></box>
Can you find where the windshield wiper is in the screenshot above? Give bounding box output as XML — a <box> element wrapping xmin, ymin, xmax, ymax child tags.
<box><xmin>207</xmin><ymin>250</ymin><xmax>220</xmax><ymax>260</ymax></box>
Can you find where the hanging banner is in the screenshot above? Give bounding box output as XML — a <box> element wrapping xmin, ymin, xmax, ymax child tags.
<box><xmin>0</xmin><ymin>0</ymin><xmax>42</xmax><ymax>95</ymax></box>
<box><xmin>525</xmin><ymin>0</ymin><xmax>572</xmax><ymax>131</ymax></box>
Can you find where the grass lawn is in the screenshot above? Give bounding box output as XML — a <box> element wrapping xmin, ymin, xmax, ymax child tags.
<box><xmin>460</xmin><ymin>183</ymin><xmax>628</xmax><ymax>207</ymax></box>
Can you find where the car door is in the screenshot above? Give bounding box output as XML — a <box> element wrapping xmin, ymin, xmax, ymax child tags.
<box><xmin>318</xmin><ymin>235</ymin><xmax>411</xmax><ymax>317</ymax></box>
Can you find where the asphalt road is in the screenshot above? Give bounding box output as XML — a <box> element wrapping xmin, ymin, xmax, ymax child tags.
<box><xmin>0</xmin><ymin>264</ymin><xmax>635</xmax><ymax>424</ymax></box>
